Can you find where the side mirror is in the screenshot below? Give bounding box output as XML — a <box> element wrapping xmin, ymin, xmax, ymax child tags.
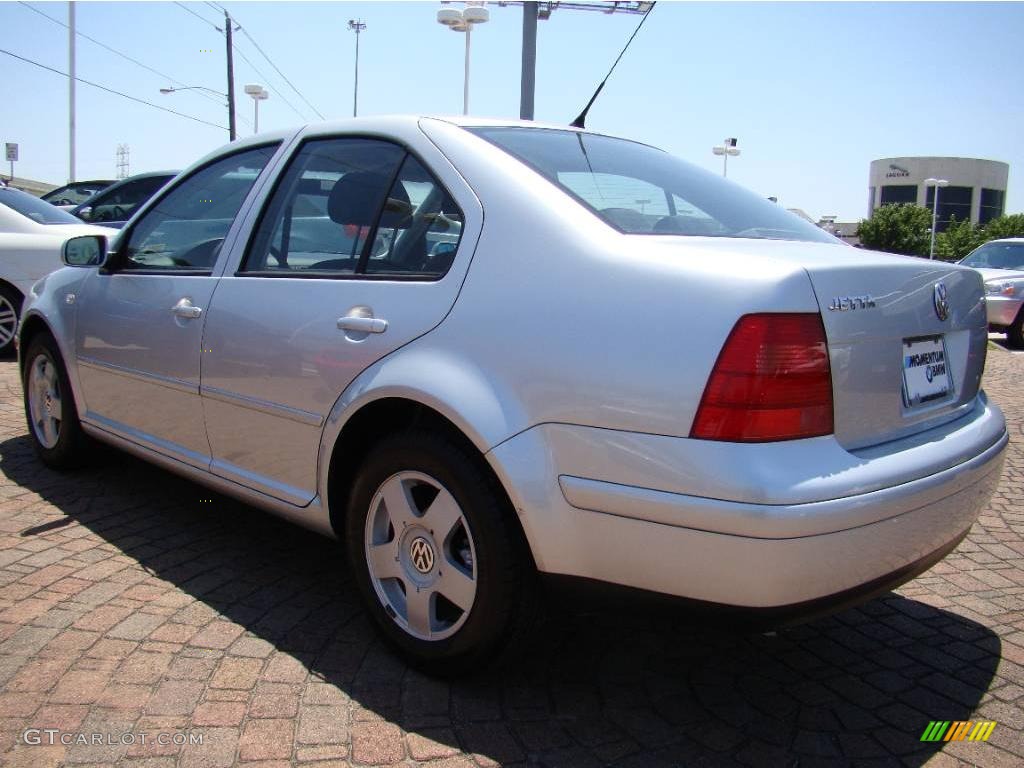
<box><xmin>62</xmin><ymin>235</ymin><xmax>107</xmax><ymax>267</ymax></box>
<box><xmin>76</xmin><ymin>206</ymin><xmax>93</xmax><ymax>221</ymax></box>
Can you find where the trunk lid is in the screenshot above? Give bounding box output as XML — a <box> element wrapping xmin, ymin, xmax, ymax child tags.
<box><xmin>656</xmin><ymin>238</ymin><xmax>988</xmax><ymax>449</ymax></box>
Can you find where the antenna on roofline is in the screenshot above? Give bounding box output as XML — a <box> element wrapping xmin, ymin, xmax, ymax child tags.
<box><xmin>570</xmin><ymin>2</ymin><xmax>656</xmax><ymax>129</ymax></box>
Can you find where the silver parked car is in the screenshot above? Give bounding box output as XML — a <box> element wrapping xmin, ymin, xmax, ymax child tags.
<box><xmin>959</xmin><ymin>238</ymin><xmax>1024</xmax><ymax>347</ymax></box>
<box><xmin>18</xmin><ymin>117</ymin><xmax>1008</xmax><ymax>673</ymax></box>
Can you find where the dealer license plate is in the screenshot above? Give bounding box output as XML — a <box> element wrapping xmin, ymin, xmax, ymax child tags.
<box><xmin>902</xmin><ymin>336</ymin><xmax>952</xmax><ymax>407</ymax></box>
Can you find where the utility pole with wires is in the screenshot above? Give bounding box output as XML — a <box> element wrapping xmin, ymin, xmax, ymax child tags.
<box><xmin>116</xmin><ymin>144</ymin><xmax>129</xmax><ymax>179</ymax></box>
<box><xmin>224</xmin><ymin>9</ymin><xmax>237</xmax><ymax>141</ymax></box>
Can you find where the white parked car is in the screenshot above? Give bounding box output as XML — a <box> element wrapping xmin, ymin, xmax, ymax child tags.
<box><xmin>0</xmin><ymin>187</ymin><xmax>113</xmax><ymax>355</ymax></box>
<box><xmin>18</xmin><ymin>117</ymin><xmax>1007</xmax><ymax>673</ymax></box>
<box><xmin>958</xmin><ymin>238</ymin><xmax>1024</xmax><ymax>347</ymax></box>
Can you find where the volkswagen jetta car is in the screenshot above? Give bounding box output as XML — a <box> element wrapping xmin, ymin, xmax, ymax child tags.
<box><xmin>959</xmin><ymin>238</ymin><xmax>1024</xmax><ymax>347</ymax></box>
<box><xmin>18</xmin><ymin>117</ymin><xmax>1008</xmax><ymax>673</ymax></box>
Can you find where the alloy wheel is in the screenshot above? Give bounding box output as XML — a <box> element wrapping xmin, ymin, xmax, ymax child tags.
<box><xmin>0</xmin><ymin>295</ymin><xmax>17</xmax><ymax>348</ymax></box>
<box><xmin>363</xmin><ymin>471</ymin><xmax>477</xmax><ymax>641</ymax></box>
<box><xmin>27</xmin><ymin>353</ymin><xmax>62</xmax><ymax>449</ymax></box>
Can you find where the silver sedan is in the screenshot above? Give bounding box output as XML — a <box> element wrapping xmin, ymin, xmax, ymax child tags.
<box><xmin>18</xmin><ymin>117</ymin><xmax>1007</xmax><ymax>673</ymax></box>
<box><xmin>959</xmin><ymin>238</ymin><xmax>1024</xmax><ymax>347</ymax></box>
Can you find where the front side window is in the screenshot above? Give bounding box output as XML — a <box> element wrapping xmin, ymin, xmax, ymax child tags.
<box><xmin>468</xmin><ymin>127</ymin><xmax>834</xmax><ymax>243</ymax></box>
<box><xmin>122</xmin><ymin>146</ymin><xmax>278</xmax><ymax>271</ymax></box>
<box><xmin>243</xmin><ymin>138</ymin><xmax>463</xmax><ymax>278</ymax></box>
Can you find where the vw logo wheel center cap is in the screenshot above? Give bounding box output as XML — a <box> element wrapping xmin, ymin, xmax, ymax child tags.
<box><xmin>400</xmin><ymin>527</ymin><xmax>439</xmax><ymax>581</ymax></box>
<box><xmin>409</xmin><ymin>536</ymin><xmax>435</xmax><ymax>574</ymax></box>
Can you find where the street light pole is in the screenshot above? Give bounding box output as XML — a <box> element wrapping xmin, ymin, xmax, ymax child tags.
<box><xmin>711</xmin><ymin>137</ymin><xmax>740</xmax><ymax>177</ymax></box>
<box><xmin>244</xmin><ymin>84</ymin><xmax>269</xmax><ymax>134</ymax></box>
<box><xmin>463</xmin><ymin>25</ymin><xmax>472</xmax><ymax>115</ymax></box>
<box><xmin>347</xmin><ymin>20</ymin><xmax>366</xmax><ymax>117</ymax></box>
<box><xmin>437</xmin><ymin>4</ymin><xmax>489</xmax><ymax>116</ymax></box>
<box><xmin>68</xmin><ymin>1</ymin><xmax>76</xmax><ymax>182</ymax></box>
<box><xmin>926</xmin><ymin>177</ymin><xmax>949</xmax><ymax>259</ymax></box>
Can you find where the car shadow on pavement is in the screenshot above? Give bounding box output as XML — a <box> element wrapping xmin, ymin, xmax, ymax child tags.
<box><xmin>0</xmin><ymin>433</ymin><xmax>1003</xmax><ymax>767</ymax></box>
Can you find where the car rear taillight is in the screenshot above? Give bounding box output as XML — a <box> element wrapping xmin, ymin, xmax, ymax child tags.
<box><xmin>690</xmin><ymin>313</ymin><xmax>833</xmax><ymax>442</ymax></box>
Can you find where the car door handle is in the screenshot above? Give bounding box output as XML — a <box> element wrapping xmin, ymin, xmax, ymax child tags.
<box><xmin>337</xmin><ymin>316</ymin><xmax>388</xmax><ymax>334</ymax></box>
<box><xmin>171</xmin><ymin>298</ymin><xmax>203</xmax><ymax>319</ymax></box>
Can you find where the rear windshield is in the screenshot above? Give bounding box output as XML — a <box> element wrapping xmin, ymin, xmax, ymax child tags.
<box><xmin>42</xmin><ymin>181</ymin><xmax>113</xmax><ymax>206</ymax></box>
<box><xmin>467</xmin><ymin>127</ymin><xmax>834</xmax><ymax>243</ymax></box>
<box><xmin>961</xmin><ymin>242</ymin><xmax>1024</xmax><ymax>271</ymax></box>
<box><xmin>0</xmin><ymin>187</ymin><xmax>81</xmax><ymax>225</ymax></box>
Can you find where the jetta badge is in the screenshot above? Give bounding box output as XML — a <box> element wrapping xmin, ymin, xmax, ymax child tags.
<box><xmin>828</xmin><ymin>295</ymin><xmax>876</xmax><ymax>311</ymax></box>
<box><xmin>933</xmin><ymin>282</ymin><xmax>950</xmax><ymax>321</ymax></box>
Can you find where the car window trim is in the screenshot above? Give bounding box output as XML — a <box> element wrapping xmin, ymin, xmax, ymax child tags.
<box><xmin>108</xmin><ymin>142</ymin><xmax>282</xmax><ymax>275</ymax></box>
<box><xmin>108</xmin><ymin>269</ymin><xmax>214</xmax><ymax>278</ymax></box>
<box><xmin>233</xmin><ymin>270</ymin><xmax>445</xmax><ymax>282</ymax></box>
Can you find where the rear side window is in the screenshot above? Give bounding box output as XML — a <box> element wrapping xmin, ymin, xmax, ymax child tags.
<box><xmin>363</xmin><ymin>155</ymin><xmax>464</xmax><ymax>277</ymax></box>
<box><xmin>122</xmin><ymin>146</ymin><xmax>278</xmax><ymax>271</ymax></box>
<box><xmin>469</xmin><ymin>127</ymin><xmax>835</xmax><ymax>243</ymax></box>
<box><xmin>242</xmin><ymin>138</ymin><xmax>463</xmax><ymax>279</ymax></box>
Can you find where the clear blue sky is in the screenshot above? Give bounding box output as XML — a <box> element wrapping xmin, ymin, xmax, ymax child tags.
<box><xmin>2</xmin><ymin>1</ymin><xmax>1022</xmax><ymax>221</ymax></box>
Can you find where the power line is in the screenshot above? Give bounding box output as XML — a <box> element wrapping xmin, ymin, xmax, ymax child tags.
<box><xmin>235</xmin><ymin>25</ymin><xmax>324</xmax><ymax>120</ymax></box>
<box><xmin>174</xmin><ymin>1</ymin><xmax>221</xmax><ymax>32</ymax></box>
<box><xmin>0</xmin><ymin>48</ymin><xmax>229</xmax><ymax>131</ymax></box>
<box><xmin>19</xmin><ymin>1</ymin><xmax>225</xmax><ymax>111</ymax></box>
<box><xmin>208</xmin><ymin>1</ymin><xmax>324</xmax><ymax>120</ymax></box>
<box><xmin>231</xmin><ymin>40</ymin><xmax>309</xmax><ymax>122</ymax></box>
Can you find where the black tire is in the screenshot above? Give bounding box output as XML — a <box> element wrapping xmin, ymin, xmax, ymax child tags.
<box><xmin>1007</xmin><ymin>308</ymin><xmax>1024</xmax><ymax>349</ymax></box>
<box><xmin>344</xmin><ymin>430</ymin><xmax>538</xmax><ymax>676</ymax></box>
<box><xmin>22</xmin><ymin>333</ymin><xmax>89</xmax><ymax>468</ymax></box>
<box><xmin>0</xmin><ymin>284</ymin><xmax>23</xmax><ymax>357</ymax></box>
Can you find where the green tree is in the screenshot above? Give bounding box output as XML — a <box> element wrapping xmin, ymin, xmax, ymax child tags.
<box><xmin>980</xmin><ymin>213</ymin><xmax>1024</xmax><ymax>241</ymax></box>
<box><xmin>856</xmin><ymin>204</ymin><xmax>933</xmax><ymax>256</ymax></box>
<box><xmin>935</xmin><ymin>215</ymin><xmax>983</xmax><ymax>262</ymax></box>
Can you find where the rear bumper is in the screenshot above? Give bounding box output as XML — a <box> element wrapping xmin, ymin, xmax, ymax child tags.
<box><xmin>487</xmin><ymin>397</ymin><xmax>1006</xmax><ymax>609</ymax></box>
<box><xmin>986</xmin><ymin>295</ymin><xmax>1024</xmax><ymax>327</ymax></box>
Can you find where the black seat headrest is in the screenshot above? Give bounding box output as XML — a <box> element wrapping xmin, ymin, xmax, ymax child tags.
<box><xmin>327</xmin><ymin>171</ymin><xmax>412</xmax><ymax>228</ymax></box>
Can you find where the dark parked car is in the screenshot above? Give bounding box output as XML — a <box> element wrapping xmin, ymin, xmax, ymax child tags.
<box><xmin>72</xmin><ymin>171</ymin><xmax>177</xmax><ymax>229</ymax></box>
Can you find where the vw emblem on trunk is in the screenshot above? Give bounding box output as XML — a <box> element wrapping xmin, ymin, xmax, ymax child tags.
<box><xmin>933</xmin><ymin>282</ymin><xmax>950</xmax><ymax>321</ymax></box>
<box><xmin>409</xmin><ymin>537</ymin><xmax>435</xmax><ymax>574</ymax></box>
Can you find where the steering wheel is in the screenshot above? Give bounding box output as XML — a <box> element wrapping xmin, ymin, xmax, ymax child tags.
<box><xmin>111</xmin><ymin>205</ymin><xmax>127</xmax><ymax>220</ymax></box>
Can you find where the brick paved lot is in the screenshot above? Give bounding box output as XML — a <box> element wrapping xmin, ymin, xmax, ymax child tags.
<box><xmin>0</xmin><ymin>351</ymin><xmax>1023</xmax><ymax>768</ymax></box>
